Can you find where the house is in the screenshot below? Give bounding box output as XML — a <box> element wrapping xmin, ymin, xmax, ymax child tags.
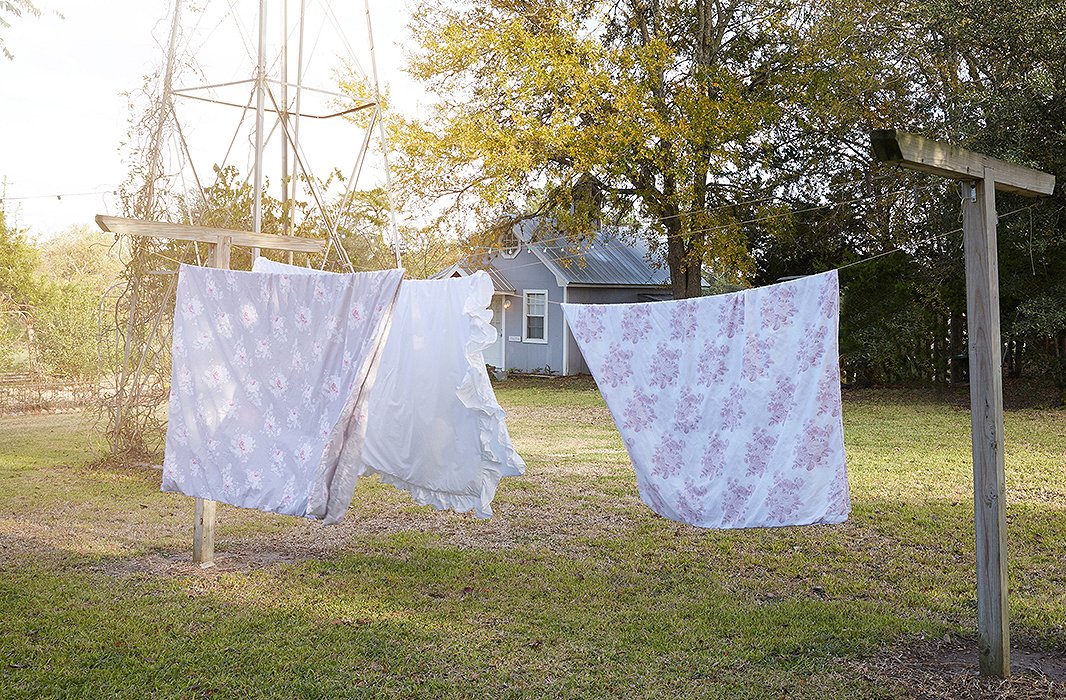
<box><xmin>434</xmin><ymin>220</ymin><xmax>670</xmax><ymax>375</ymax></box>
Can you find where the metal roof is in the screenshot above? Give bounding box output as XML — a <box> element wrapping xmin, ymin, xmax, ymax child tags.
<box><xmin>515</xmin><ymin>220</ymin><xmax>670</xmax><ymax>287</ymax></box>
<box><xmin>430</xmin><ymin>262</ymin><xmax>516</xmax><ymax>295</ymax></box>
<box><xmin>484</xmin><ymin>265</ymin><xmax>517</xmax><ymax>294</ymax></box>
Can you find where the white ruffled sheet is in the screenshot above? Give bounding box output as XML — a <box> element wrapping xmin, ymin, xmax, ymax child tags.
<box><xmin>252</xmin><ymin>259</ymin><xmax>525</xmax><ymax>516</ymax></box>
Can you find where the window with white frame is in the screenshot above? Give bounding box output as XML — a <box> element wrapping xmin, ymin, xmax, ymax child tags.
<box><xmin>523</xmin><ymin>290</ymin><xmax>547</xmax><ymax>343</ymax></box>
<box><xmin>500</xmin><ymin>226</ymin><xmax>520</xmax><ymax>259</ymax></box>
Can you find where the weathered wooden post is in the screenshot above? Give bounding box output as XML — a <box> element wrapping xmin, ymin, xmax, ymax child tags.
<box><xmin>870</xmin><ymin>130</ymin><xmax>1055</xmax><ymax>678</ymax></box>
<box><xmin>191</xmin><ymin>234</ymin><xmax>232</xmax><ymax>567</ymax></box>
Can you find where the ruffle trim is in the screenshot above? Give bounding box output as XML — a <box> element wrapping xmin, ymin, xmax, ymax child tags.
<box><xmin>379</xmin><ymin>271</ymin><xmax>526</xmax><ymax>518</ymax></box>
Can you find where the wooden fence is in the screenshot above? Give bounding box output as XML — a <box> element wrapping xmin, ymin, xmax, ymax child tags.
<box><xmin>0</xmin><ymin>373</ymin><xmax>98</xmax><ymax>414</ymax></box>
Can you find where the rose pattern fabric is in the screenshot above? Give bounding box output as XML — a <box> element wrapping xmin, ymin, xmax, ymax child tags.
<box><xmin>622</xmin><ymin>305</ymin><xmax>652</xmax><ymax>344</ymax></box>
<box><xmin>563</xmin><ymin>271</ymin><xmax>849</xmax><ymax>529</ymax></box>
<box><xmin>162</xmin><ymin>264</ymin><xmax>403</xmax><ymax>524</ymax></box>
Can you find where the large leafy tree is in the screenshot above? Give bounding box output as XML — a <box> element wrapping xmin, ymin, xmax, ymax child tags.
<box><xmin>924</xmin><ymin>0</ymin><xmax>1066</xmax><ymax>384</ymax></box>
<box><xmin>395</xmin><ymin>0</ymin><xmax>939</xmax><ymax>297</ymax></box>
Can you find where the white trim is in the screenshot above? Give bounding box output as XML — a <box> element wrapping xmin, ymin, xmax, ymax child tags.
<box><xmin>522</xmin><ymin>289</ymin><xmax>549</xmax><ymax>344</ymax></box>
<box><xmin>562</xmin><ymin>286</ymin><xmax>570</xmax><ymax>374</ymax></box>
<box><xmin>501</xmin><ymin>296</ymin><xmax>508</xmax><ymax>369</ymax></box>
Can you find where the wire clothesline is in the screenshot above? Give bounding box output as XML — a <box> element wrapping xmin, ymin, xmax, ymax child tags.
<box><xmin>141</xmin><ymin>203</ymin><xmax>1034</xmax><ymax>286</ymax></box>
<box><xmin>456</xmin><ymin>186</ymin><xmax>939</xmax><ymax>281</ymax></box>
<box><xmin>461</xmin><ymin>182</ymin><xmax>943</xmax><ymax>256</ymax></box>
<box><xmin>535</xmin><ymin>203</ymin><xmax>1037</xmax><ymax>306</ymax></box>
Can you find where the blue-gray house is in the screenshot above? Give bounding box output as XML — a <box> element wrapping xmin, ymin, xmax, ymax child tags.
<box><xmin>434</xmin><ymin>221</ymin><xmax>670</xmax><ymax>375</ymax></box>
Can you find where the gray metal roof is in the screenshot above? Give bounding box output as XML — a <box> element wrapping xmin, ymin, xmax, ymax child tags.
<box><xmin>431</xmin><ymin>262</ymin><xmax>516</xmax><ymax>295</ymax></box>
<box><xmin>515</xmin><ymin>220</ymin><xmax>670</xmax><ymax>287</ymax></box>
<box><xmin>483</xmin><ymin>266</ymin><xmax>517</xmax><ymax>294</ymax></box>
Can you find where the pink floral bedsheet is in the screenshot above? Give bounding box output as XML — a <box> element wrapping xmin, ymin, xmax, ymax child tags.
<box><xmin>562</xmin><ymin>271</ymin><xmax>849</xmax><ymax>529</ymax></box>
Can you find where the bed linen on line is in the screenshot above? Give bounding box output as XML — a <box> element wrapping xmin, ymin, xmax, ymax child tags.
<box><xmin>562</xmin><ymin>271</ymin><xmax>849</xmax><ymax>529</ymax></box>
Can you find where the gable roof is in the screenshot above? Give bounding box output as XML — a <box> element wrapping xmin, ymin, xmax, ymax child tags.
<box><xmin>514</xmin><ymin>220</ymin><xmax>669</xmax><ymax>287</ymax></box>
<box><xmin>431</xmin><ymin>262</ymin><xmax>516</xmax><ymax>295</ymax></box>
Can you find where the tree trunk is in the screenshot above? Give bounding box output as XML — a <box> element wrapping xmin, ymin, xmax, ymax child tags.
<box><xmin>23</xmin><ymin>318</ymin><xmax>42</xmax><ymax>376</ymax></box>
<box><xmin>666</xmin><ymin>230</ymin><xmax>702</xmax><ymax>299</ymax></box>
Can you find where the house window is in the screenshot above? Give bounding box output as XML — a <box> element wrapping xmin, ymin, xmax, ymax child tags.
<box><xmin>523</xmin><ymin>290</ymin><xmax>548</xmax><ymax>343</ymax></box>
<box><xmin>500</xmin><ymin>226</ymin><xmax>520</xmax><ymax>259</ymax></box>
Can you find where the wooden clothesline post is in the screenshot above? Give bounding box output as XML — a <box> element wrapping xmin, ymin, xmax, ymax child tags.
<box><xmin>869</xmin><ymin>130</ymin><xmax>1055</xmax><ymax>678</ymax></box>
<box><xmin>96</xmin><ymin>215</ymin><xmax>326</xmax><ymax>568</ymax></box>
<box><xmin>192</xmin><ymin>234</ymin><xmax>231</xmax><ymax>567</ymax></box>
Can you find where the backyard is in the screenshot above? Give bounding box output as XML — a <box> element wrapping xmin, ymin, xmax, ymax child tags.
<box><xmin>0</xmin><ymin>378</ymin><xmax>1064</xmax><ymax>698</ymax></box>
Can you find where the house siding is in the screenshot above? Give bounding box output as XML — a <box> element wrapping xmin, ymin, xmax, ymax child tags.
<box><xmin>563</xmin><ymin>286</ymin><xmax>668</xmax><ymax>375</ymax></box>
<box><xmin>468</xmin><ymin>231</ymin><xmax>670</xmax><ymax>376</ymax></box>
<box><xmin>492</xmin><ymin>249</ymin><xmax>566</xmax><ymax>374</ymax></box>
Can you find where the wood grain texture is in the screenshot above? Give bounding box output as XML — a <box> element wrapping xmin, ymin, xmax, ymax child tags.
<box><xmin>964</xmin><ymin>170</ymin><xmax>1010</xmax><ymax>678</ymax></box>
<box><xmin>188</xmin><ymin>234</ymin><xmax>235</xmax><ymax>568</ymax></box>
<box><xmin>96</xmin><ymin>215</ymin><xmax>326</xmax><ymax>253</ymax></box>
<box><xmin>192</xmin><ymin>497</ymin><xmax>216</xmax><ymax>568</ymax></box>
<box><xmin>871</xmin><ymin>130</ymin><xmax>1055</xmax><ymax>197</ymax></box>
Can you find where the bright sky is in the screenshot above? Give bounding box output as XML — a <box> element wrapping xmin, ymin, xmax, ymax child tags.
<box><xmin>0</xmin><ymin>0</ymin><xmax>424</xmax><ymax>239</ymax></box>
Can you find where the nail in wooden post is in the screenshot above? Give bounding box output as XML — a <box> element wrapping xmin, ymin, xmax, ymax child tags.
<box><xmin>963</xmin><ymin>172</ymin><xmax>1009</xmax><ymax>677</ymax></box>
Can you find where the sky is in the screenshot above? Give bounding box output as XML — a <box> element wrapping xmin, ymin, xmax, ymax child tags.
<box><xmin>0</xmin><ymin>0</ymin><xmax>425</xmax><ymax>239</ymax></box>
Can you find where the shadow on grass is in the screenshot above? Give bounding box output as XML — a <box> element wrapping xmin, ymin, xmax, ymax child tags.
<box><xmin>0</xmin><ymin>533</ymin><xmax>917</xmax><ymax>699</ymax></box>
<box><xmin>2</xmin><ymin>490</ymin><xmax>1065</xmax><ymax>698</ymax></box>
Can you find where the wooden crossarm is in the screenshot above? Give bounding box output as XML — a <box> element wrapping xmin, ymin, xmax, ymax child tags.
<box><xmin>870</xmin><ymin>129</ymin><xmax>1056</xmax><ymax>197</ymax></box>
<box><xmin>96</xmin><ymin>215</ymin><xmax>327</xmax><ymax>254</ymax></box>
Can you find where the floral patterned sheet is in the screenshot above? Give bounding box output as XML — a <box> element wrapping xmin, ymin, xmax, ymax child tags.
<box><xmin>562</xmin><ymin>271</ymin><xmax>849</xmax><ymax>529</ymax></box>
<box><xmin>161</xmin><ymin>265</ymin><xmax>404</xmax><ymax>524</ymax></box>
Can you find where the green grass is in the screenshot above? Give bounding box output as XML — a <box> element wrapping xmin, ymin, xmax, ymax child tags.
<box><xmin>0</xmin><ymin>382</ymin><xmax>1064</xmax><ymax>698</ymax></box>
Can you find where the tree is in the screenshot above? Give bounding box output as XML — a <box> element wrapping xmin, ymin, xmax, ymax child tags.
<box><xmin>930</xmin><ymin>0</ymin><xmax>1066</xmax><ymax>389</ymax></box>
<box><xmin>0</xmin><ymin>0</ymin><xmax>40</xmax><ymax>60</ymax></box>
<box><xmin>0</xmin><ymin>207</ymin><xmax>42</xmax><ymax>372</ymax></box>
<box><xmin>395</xmin><ymin>0</ymin><xmax>945</xmax><ymax>298</ymax></box>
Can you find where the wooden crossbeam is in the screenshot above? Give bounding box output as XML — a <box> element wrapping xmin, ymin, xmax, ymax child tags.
<box><xmin>96</xmin><ymin>215</ymin><xmax>327</xmax><ymax>254</ymax></box>
<box><xmin>870</xmin><ymin>129</ymin><xmax>1055</xmax><ymax>197</ymax></box>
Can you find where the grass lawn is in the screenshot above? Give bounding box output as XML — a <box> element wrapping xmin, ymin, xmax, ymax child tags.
<box><xmin>0</xmin><ymin>379</ymin><xmax>1064</xmax><ymax>698</ymax></box>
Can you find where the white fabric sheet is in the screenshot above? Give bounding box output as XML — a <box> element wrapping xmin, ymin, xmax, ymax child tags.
<box><xmin>562</xmin><ymin>271</ymin><xmax>849</xmax><ymax>529</ymax></box>
<box><xmin>161</xmin><ymin>265</ymin><xmax>403</xmax><ymax>524</ymax></box>
<box><xmin>252</xmin><ymin>259</ymin><xmax>526</xmax><ymax>516</ymax></box>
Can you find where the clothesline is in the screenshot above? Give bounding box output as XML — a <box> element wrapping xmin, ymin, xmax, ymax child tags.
<box><xmin>125</xmin><ymin>201</ymin><xmax>1034</xmax><ymax>287</ymax></box>
<box><xmin>462</xmin><ymin>186</ymin><xmax>941</xmax><ymax>284</ymax></box>
<box><xmin>537</xmin><ymin>203</ymin><xmax>1037</xmax><ymax>306</ymax></box>
<box><xmin>464</xmin><ymin>183</ymin><xmax>942</xmax><ymax>255</ymax></box>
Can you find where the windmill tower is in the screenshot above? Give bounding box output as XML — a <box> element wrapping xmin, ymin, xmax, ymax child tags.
<box><xmin>127</xmin><ymin>0</ymin><xmax>401</xmax><ymax>268</ymax></box>
<box><xmin>100</xmin><ymin>0</ymin><xmax>401</xmax><ymax>458</ymax></box>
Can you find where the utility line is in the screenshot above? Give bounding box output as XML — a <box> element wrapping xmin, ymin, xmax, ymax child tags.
<box><xmin>4</xmin><ymin>190</ymin><xmax>118</xmax><ymax>201</ymax></box>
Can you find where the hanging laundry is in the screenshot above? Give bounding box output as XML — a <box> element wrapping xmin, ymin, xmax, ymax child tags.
<box><xmin>562</xmin><ymin>271</ymin><xmax>849</xmax><ymax>530</ymax></box>
<box><xmin>161</xmin><ymin>264</ymin><xmax>404</xmax><ymax>524</ymax></box>
<box><xmin>252</xmin><ymin>259</ymin><xmax>526</xmax><ymax>517</ymax></box>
